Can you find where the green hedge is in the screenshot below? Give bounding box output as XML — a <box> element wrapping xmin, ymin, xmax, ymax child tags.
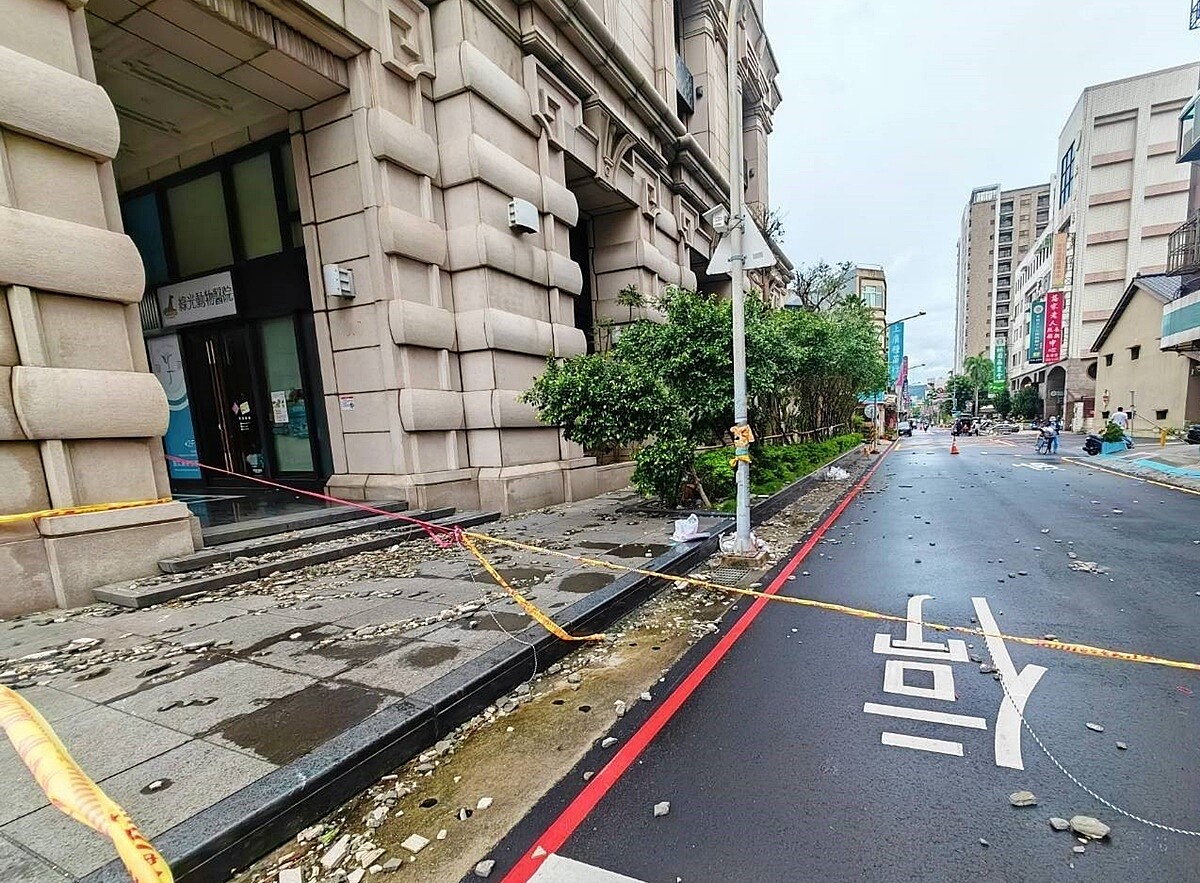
<box><xmin>696</xmin><ymin>433</ymin><xmax>862</xmax><ymax>510</ymax></box>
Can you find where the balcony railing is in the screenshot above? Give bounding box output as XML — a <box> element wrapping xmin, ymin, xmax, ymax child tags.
<box><xmin>1167</xmin><ymin>213</ymin><xmax>1200</xmax><ymax>274</ymax></box>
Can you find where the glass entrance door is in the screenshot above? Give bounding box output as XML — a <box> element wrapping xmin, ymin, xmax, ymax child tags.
<box><xmin>260</xmin><ymin>316</ymin><xmax>315</xmax><ymax>475</ymax></box>
<box><xmin>183</xmin><ymin>325</ymin><xmax>266</xmax><ymax>480</ymax></box>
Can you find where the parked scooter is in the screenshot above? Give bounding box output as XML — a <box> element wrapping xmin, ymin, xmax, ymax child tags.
<box><xmin>1083</xmin><ymin>434</ymin><xmax>1134</xmax><ymax>456</ymax></box>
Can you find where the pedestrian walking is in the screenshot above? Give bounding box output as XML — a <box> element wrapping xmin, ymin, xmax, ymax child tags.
<box><xmin>1110</xmin><ymin>406</ymin><xmax>1131</xmax><ymax>445</ymax></box>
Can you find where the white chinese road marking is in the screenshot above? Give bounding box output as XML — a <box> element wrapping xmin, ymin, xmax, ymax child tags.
<box><xmin>883</xmin><ymin>660</ymin><xmax>957</xmax><ymax>701</ymax></box>
<box><xmin>863</xmin><ymin>702</ymin><xmax>987</xmax><ymax>729</ymax></box>
<box><xmin>529</xmin><ymin>854</ymin><xmax>651</xmax><ymax>882</ymax></box>
<box><xmin>972</xmin><ymin>596</ymin><xmax>1047</xmax><ymax>770</ymax></box>
<box><xmin>880</xmin><ymin>732</ymin><xmax>964</xmax><ymax>756</ymax></box>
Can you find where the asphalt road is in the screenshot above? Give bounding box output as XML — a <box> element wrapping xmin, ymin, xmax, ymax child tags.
<box><xmin>483</xmin><ymin>430</ymin><xmax>1200</xmax><ymax>883</ymax></box>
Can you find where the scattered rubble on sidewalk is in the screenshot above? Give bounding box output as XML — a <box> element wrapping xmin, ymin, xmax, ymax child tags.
<box><xmin>225</xmin><ymin>455</ymin><xmax>874</xmax><ymax>883</ymax></box>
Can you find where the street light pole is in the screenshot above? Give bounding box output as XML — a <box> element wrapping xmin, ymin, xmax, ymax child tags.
<box><xmin>727</xmin><ymin>0</ymin><xmax>753</xmax><ymax>554</ymax></box>
<box><xmin>872</xmin><ymin>311</ymin><xmax>927</xmax><ymax>453</ymax></box>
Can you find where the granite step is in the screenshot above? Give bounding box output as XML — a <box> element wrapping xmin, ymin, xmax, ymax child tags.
<box><xmin>162</xmin><ymin>507</ymin><xmax>452</xmax><ymax>574</ymax></box>
<box><xmin>199</xmin><ymin>500</ymin><xmax>409</xmax><ymax>546</ymax></box>
<box><xmin>95</xmin><ymin>510</ymin><xmax>501</xmax><ymax>609</ymax></box>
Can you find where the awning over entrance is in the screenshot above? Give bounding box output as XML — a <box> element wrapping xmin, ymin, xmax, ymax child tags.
<box><xmin>86</xmin><ymin>0</ymin><xmax>349</xmax><ymax>188</ymax></box>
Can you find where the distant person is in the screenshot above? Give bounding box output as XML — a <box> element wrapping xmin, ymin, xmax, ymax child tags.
<box><xmin>1110</xmin><ymin>406</ymin><xmax>1131</xmax><ymax>444</ymax></box>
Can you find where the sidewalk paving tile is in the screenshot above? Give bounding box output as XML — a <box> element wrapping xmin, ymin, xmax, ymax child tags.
<box><xmin>172</xmin><ymin>610</ymin><xmax>323</xmax><ymax>655</ymax></box>
<box><xmin>331</xmin><ymin>596</ymin><xmax>454</xmax><ymax>629</ymax></box>
<box><xmin>202</xmin><ymin>681</ymin><xmax>393</xmax><ymax>764</ymax></box>
<box><xmin>103</xmin><ymin>602</ymin><xmax>256</xmax><ymax>639</ymax></box>
<box><xmin>0</xmin><ymin>705</ymin><xmax>189</xmax><ymax>825</ymax></box>
<box><xmin>242</xmin><ymin>627</ymin><xmax>365</xmax><ymax>679</ymax></box>
<box><xmin>0</xmin><ymin>833</ymin><xmax>69</xmax><ymax>883</ymax></box>
<box><xmin>0</xmin><ymin>618</ymin><xmax>129</xmax><ymax>659</ymax></box>
<box><xmin>417</xmin><ymin>621</ymin><xmax>519</xmax><ymax>652</ymax></box>
<box><xmin>44</xmin><ymin>650</ymin><xmax>206</xmax><ymax>706</ymax></box>
<box><xmin>111</xmin><ymin>660</ymin><xmax>314</xmax><ymax>735</ymax></box>
<box><xmin>257</xmin><ymin>595</ymin><xmax>393</xmax><ymax>623</ymax></box>
<box><xmin>1</xmin><ymin>740</ymin><xmax>275</xmax><ymax>877</ymax></box>
<box><xmin>4</xmin><ymin>685</ymin><xmax>95</xmax><ymax>722</ymax></box>
<box><xmin>338</xmin><ymin>638</ymin><xmax>476</xmax><ymax>695</ymax></box>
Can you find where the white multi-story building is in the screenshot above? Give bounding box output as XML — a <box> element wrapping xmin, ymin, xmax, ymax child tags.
<box><xmin>1025</xmin><ymin>62</ymin><xmax>1200</xmax><ymax>419</ymax></box>
<box><xmin>953</xmin><ymin>183</ymin><xmax>1050</xmax><ymax>374</ymax></box>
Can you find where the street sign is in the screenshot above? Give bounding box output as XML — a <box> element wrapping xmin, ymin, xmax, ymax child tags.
<box><xmin>707</xmin><ymin>212</ymin><xmax>778</xmax><ymax>274</ymax></box>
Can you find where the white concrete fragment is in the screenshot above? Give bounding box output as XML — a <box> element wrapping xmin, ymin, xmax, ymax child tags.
<box><xmin>401</xmin><ymin>834</ymin><xmax>430</xmax><ymax>854</ymax></box>
<box><xmin>653</xmin><ymin>801</ymin><xmax>671</xmax><ymax>817</ymax></box>
<box><xmin>320</xmin><ymin>835</ymin><xmax>350</xmax><ymax>869</ymax></box>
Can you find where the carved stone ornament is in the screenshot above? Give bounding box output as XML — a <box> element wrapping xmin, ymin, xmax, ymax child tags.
<box><xmin>523</xmin><ymin>56</ymin><xmax>582</xmax><ymax>151</ymax></box>
<box><xmin>382</xmin><ymin>0</ymin><xmax>434</xmax><ymax>81</ymax></box>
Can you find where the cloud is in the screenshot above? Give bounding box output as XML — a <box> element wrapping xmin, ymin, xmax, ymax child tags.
<box><xmin>766</xmin><ymin>0</ymin><xmax>1199</xmax><ymax>377</ymax></box>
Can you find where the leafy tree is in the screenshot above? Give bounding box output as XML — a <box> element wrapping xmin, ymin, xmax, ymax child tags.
<box><xmin>524</xmin><ymin>285</ymin><xmax>887</xmax><ymax>505</ymax></box>
<box><xmin>993</xmin><ymin>387</ymin><xmax>1013</xmax><ymax>419</ymax></box>
<box><xmin>519</xmin><ymin>354</ymin><xmax>671</xmax><ymax>455</ymax></box>
<box><xmin>788</xmin><ymin>261</ymin><xmax>855</xmax><ymax>311</ymax></box>
<box><xmin>616</xmin><ymin>284</ymin><xmax>645</xmax><ymax>323</ymax></box>
<box><xmin>945</xmin><ymin>374</ymin><xmax>973</xmax><ymax>412</ymax></box>
<box><xmin>1012</xmin><ymin>385</ymin><xmax>1041</xmax><ymax>419</ymax></box>
<box><xmin>963</xmin><ymin>353</ymin><xmax>995</xmax><ymax>415</ymax></box>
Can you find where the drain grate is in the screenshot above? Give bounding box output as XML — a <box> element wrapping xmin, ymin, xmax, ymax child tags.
<box><xmin>699</xmin><ymin>564</ymin><xmax>759</xmax><ymax>588</ymax></box>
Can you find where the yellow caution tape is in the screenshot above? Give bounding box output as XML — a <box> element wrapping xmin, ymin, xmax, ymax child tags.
<box><xmin>728</xmin><ymin>454</ymin><xmax>752</xmax><ymax>469</ymax></box>
<box><xmin>464</xmin><ymin>533</ymin><xmax>1200</xmax><ymax>674</ymax></box>
<box><xmin>0</xmin><ymin>686</ymin><xmax>173</xmax><ymax>883</ymax></box>
<box><xmin>461</xmin><ymin>534</ymin><xmax>606</xmax><ymax>643</ymax></box>
<box><xmin>0</xmin><ymin>497</ymin><xmax>174</xmax><ymax>526</ymax></box>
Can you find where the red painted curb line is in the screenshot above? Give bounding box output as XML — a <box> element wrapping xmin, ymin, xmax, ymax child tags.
<box><xmin>500</xmin><ymin>445</ymin><xmax>894</xmax><ymax>882</ymax></box>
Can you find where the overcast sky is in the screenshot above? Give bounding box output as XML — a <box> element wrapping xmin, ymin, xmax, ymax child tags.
<box><xmin>768</xmin><ymin>0</ymin><xmax>1200</xmax><ymax>385</ymax></box>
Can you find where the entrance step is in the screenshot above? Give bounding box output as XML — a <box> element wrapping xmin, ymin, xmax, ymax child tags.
<box><xmin>199</xmin><ymin>500</ymin><xmax>409</xmax><ymax>547</ymax></box>
<box><xmin>161</xmin><ymin>507</ymin><xmax>452</xmax><ymax>574</ymax></box>
<box><xmin>95</xmin><ymin>510</ymin><xmax>501</xmax><ymax>609</ymax></box>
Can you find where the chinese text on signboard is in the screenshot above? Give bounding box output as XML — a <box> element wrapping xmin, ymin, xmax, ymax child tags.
<box><xmin>157</xmin><ymin>271</ymin><xmax>237</xmax><ymax>327</ymax></box>
<box><xmin>888</xmin><ymin>322</ymin><xmax>905</xmax><ymax>385</ymax></box>
<box><xmin>1043</xmin><ymin>290</ymin><xmax>1064</xmax><ymax>363</ymax></box>
<box><xmin>1028</xmin><ymin>297</ymin><xmax>1045</xmax><ymax>364</ymax></box>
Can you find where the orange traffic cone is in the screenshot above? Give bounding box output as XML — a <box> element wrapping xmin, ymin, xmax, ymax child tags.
<box><xmin>950</xmin><ymin>437</ymin><xmax>960</xmax><ymax>455</ymax></box>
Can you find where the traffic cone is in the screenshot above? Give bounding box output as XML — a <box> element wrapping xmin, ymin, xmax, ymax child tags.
<box><xmin>950</xmin><ymin>437</ymin><xmax>960</xmax><ymax>455</ymax></box>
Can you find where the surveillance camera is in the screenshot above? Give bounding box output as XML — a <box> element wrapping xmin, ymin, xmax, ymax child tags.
<box><xmin>702</xmin><ymin>204</ymin><xmax>730</xmax><ymax>232</ymax></box>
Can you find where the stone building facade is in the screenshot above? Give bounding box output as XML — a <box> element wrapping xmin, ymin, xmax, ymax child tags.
<box><xmin>0</xmin><ymin>0</ymin><xmax>786</xmax><ymax>614</ymax></box>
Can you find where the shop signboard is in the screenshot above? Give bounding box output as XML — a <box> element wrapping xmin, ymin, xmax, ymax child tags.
<box><xmin>157</xmin><ymin>271</ymin><xmax>236</xmax><ymax>327</ymax></box>
<box><xmin>1028</xmin><ymin>297</ymin><xmax>1045</xmax><ymax>363</ymax></box>
<box><xmin>1044</xmin><ymin>290</ymin><xmax>1064</xmax><ymax>363</ymax></box>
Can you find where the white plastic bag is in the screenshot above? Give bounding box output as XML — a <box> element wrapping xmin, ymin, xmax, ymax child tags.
<box><xmin>671</xmin><ymin>513</ymin><xmax>701</xmax><ymax>543</ymax></box>
<box><xmin>824</xmin><ymin>466</ymin><xmax>850</xmax><ymax>481</ymax></box>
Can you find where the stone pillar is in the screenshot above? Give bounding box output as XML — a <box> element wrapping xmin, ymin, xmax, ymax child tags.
<box><xmin>0</xmin><ymin>0</ymin><xmax>194</xmax><ymax>615</ymax></box>
<box><xmin>430</xmin><ymin>1</ymin><xmax>591</xmax><ymax>512</ymax></box>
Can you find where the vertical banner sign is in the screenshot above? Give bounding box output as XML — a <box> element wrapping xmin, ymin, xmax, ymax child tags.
<box><xmin>994</xmin><ymin>339</ymin><xmax>1007</xmax><ymax>382</ymax></box>
<box><xmin>1043</xmin><ymin>290</ymin><xmax>1065</xmax><ymax>363</ymax></box>
<box><xmin>1028</xmin><ymin>297</ymin><xmax>1046</xmax><ymax>364</ymax></box>
<box><xmin>1052</xmin><ymin>233</ymin><xmax>1068</xmax><ymax>289</ymax></box>
<box><xmin>888</xmin><ymin>322</ymin><xmax>905</xmax><ymax>385</ymax></box>
<box><xmin>146</xmin><ymin>335</ymin><xmax>201</xmax><ymax>480</ymax></box>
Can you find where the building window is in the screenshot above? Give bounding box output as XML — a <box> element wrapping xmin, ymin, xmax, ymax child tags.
<box><xmin>1059</xmin><ymin>141</ymin><xmax>1076</xmax><ymax>207</ymax></box>
<box><xmin>167</xmin><ymin>172</ymin><xmax>234</xmax><ymax>276</ymax></box>
<box><xmin>1156</xmin><ymin>408</ymin><xmax>1168</xmax><ymax>420</ymax></box>
<box><xmin>122</xmin><ymin>193</ymin><xmax>169</xmax><ymax>288</ymax></box>
<box><xmin>1104</xmin><ymin>353</ymin><xmax>1113</xmax><ymax>366</ymax></box>
<box><xmin>232</xmin><ymin>152</ymin><xmax>283</xmax><ymax>260</ymax></box>
<box><xmin>861</xmin><ymin>283</ymin><xmax>885</xmax><ymax>310</ymax></box>
<box><xmin>1129</xmin><ymin>345</ymin><xmax>1140</xmax><ymax>360</ymax></box>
